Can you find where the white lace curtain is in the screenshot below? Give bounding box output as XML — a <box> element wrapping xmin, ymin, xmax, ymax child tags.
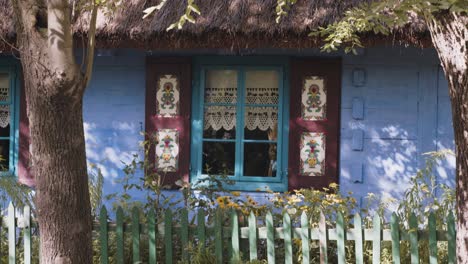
<box><xmin>0</xmin><ymin>86</ymin><xmax>9</xmax><ymax>128</ymax></box>
<box><xmin>204</xmin><ymin>87</ymin><xmax>278</xmax><ymax>131</ymax></box>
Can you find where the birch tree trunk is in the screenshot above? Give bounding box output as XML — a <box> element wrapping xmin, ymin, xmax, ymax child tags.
<box><xmin>11</xmin><ymin>0</ymin><xmax>92</xmax><ymax>263</ymax></box>
<box><xmin>428</xmin><ymin>12</ymin><xmax>468</xmax><ymax>263</ymax></box>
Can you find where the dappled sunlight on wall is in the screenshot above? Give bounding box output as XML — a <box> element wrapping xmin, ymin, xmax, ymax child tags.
<box><xmin>82</xmin><ymin>51</ymin><xmax>146</xmax><ymax>200</ymax></box>
<box><xmin>340</xmin><ymin>48</ymin><xmax>455</xmax><ymax>206</ymax></box>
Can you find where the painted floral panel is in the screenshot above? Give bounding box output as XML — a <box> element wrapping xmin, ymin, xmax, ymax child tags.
<box><xmin>300</xmin><ymin>132</ymin><xmax>326</xmax><ymax>176</ymax></box>
<box><xmin>156</xmin><ymin>75</ymin><xmax>180</xmax><ymax>117</ymax></box>
<box><xmin>301</xmin><ymin>76</ymin><xmax>327</xmax><ymax>120</ymax></box>
<box><xmin>155</xmin><ymin>129</ymin><xmax>179</xmax><ymax>172</ymax></box>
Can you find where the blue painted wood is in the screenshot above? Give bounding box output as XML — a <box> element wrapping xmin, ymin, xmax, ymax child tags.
<box><xmin>351</xmin><ymin>130</ymin><xmax>364</xmax><ymax>151</ymax></box>
<box><xmin>0</xmin><ymin>47</ymin><xmax>446</xmax><ymax>205</ymax></box>
<box><xmin>352</xmin><ymin>97</ymin><xmax>364</xmax><ymax>119</ymax></box>
<box><xmin>351</xmin><ymin>164</ymin><xmax>363</xmax><ymax>184</ymax></box>
<box><xmin>0</xmin><ymin>66</ymin><xmax>20</xmax><ymax>176</ymax></box>
<box><xmin>352</xmin><ymin>68</ymin><xmax>366</xmax><ymax>87</ymax></box>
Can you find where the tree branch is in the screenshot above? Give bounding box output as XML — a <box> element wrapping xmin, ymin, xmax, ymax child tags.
<box><xmin>83</xmin><ymin>2</ymin><xmax>98</xmax><ymax>88</ymax></box>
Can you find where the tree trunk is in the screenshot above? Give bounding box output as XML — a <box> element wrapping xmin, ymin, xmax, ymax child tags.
<box><xmin>428</xmin><ymin>12</ymin><xmax>468</xmax><ymax>263</ymax></box>
<box><xmin>11</xmin><ymin>0</ymin><xmax>92</xmax><ymax>263</ymax></box>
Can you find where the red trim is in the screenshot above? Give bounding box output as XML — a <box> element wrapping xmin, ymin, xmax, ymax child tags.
<box><xmin>288</xmin><ymin>58</ymin><xmax>341</xmax><ymax>190</ymax></box>
<box><xmin>17</xmin><ymin>73</ymin><xmax>34</xmax><ymax>186</ymax></box>
<box><xmin>145</xmin><ymin>57</ymin><xmax>191</xmax><ymax>188</ymax></box>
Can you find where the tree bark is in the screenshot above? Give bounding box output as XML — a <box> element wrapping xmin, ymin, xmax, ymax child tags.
<box><xmin>11</xmin><ymin>0</ymin><xmax>92</xmax><ymax>263</ymax></box>
<box><xmin>428</xmin><ymin>11</ymin><xmax>468</xmax><ymax>263</ymax></box>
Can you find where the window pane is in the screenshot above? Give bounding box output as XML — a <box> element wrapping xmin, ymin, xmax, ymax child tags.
<box><xmin>203</xmin><ymin>106</ymin><xmax>236</xmax><ymax>139</ymax></box>
<box><xmin>0</xmin><ymin>140</ymin><xmax>9</xmax><ymax>171</ymax></box>
<box><xmin>202</xmin><ymin>142</ymin><xmax>235</xmax><ymax>175</ymax></box>
<box><xmin>243</xmin><ymin>143</ymin><xmax>277</xmax><ymax>177</ymax></box>
<box><xmin>0</xmin><ymin>73</ymin><xmax>9</xmax><ymax>102</ymax></box>
<box><xmin>205</xmin><ymin>70</ymin><xmax>237</xmax><ymax>104</ymax></box>
<box><xmin>244</xmin><ymin>107</ymin><xmax>278</xmax><ymax>140</ymax></box>
<box><xmin>245</xmin><ymin>70</ymin><xmax>279</xmax><ymax>105</ymax></box>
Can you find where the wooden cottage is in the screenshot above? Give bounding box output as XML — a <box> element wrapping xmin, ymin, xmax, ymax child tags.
<box><xmin>0</xmin><ymin>0</ymin><xmax>455</xmax><ymax>202</ymax></box>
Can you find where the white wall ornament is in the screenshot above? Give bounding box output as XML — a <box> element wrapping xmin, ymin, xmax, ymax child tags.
<box><xmin>300</xmin><ymin>132</ymin><xmax>326</xmax><ymax>176</ymax></box>
<box><xmin>156</xmin><ymin>75</ymin><xmax>180</xmax><ymax>117</ymax></box>
<box><xmin>155</xmin><ymin>129</ymin><xmax>179</xmax><ymax>172</ymax></box>
<box><xmin>301</xmin><ymin>77</ymin><xmax>327</xmax><ymax>121</ymax></box>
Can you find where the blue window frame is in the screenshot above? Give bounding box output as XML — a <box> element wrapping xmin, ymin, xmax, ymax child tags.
<box><xmin>191</xmin><ymin>57</ymin><xmax>289</xmax><ymax>191</ymax></box>
<box><xmin>0</xmin><ymin>64</ymin><xmax>20</xmax><ymax>176</ymax></box>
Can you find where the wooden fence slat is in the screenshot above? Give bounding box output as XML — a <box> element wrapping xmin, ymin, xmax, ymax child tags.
<box><xmin>100</xmin><ymin>206</ymin><xmax>109</xmax><ymax>264</ymax></box>
<box><xmin>266</xmin><ymin>211</ymin><xmax>275</xmax><ymax>264</ymax></box>
<box><xmin>248</xmin><ymin>211</ymin><xmax>258</xmax><ymax>261</ymax></box>
<box><xmin>132</xmin><ymin>207</ymin><xmax>140</xmax><ymax>264</ymax></box>
<box><xmin>354</xmin><ymin>213</ymin><xmax>363</xmax><ymax>264</ymax></box>
<box><xmin>428</xmin><ymin>213</ymin><xmax>437</xmax><ymax>264</ymax></box>
<box><xmin>181</xmin><ymin>208</ymin><xmax>189</xmax><ymax>262</ymax></box>
<box><xmin>373</xmin><ymin>214</ymin><xmax>381</xmax><ymax>264</ymax></box>
<box><xmin>409</xmin><ymin>213</ymin><xmax>419</xmax><ymax>264</ymax></box>
<box><xmin>197</xmin><ymin>209</ymin><xmax>206</xmax><ymax>247</ymax></box>
<box><xmin>390</xmin><ymin>213</ymin><xmax>401</xmax><ymax>264</ymax></box>
<box><xmin>23</xmin><ymin>205</ymin><xmax>31</xmax><ymax>264</ymax></box>
<box><xmin>301</xmin><ymin>211</ymin><xmax>310</xmax><ymax>264</ymax></box>
<box><xmin>116</xmin><ymin>207</ymin><xmax>124</xmax><ymax>264</ymax></box>
<box><xmin>215</xmin><ymin>209</ymin><xmax>223</xmax><ymax>263</ymax></box>
<box><xmin>0</xmin><ymin>204</ymin><xmax>460</xmax><ymax>264</ymax></box>
<box><xmin>283</xmin><ymin>212</ymin><xmax>293</xmax><ymax>264</ymax></box>
<box><xmin>8</xmin><ymin>202</ymin><xmax>15</xmax><ymax>264</ymax></box>
<box><xmin>165</xmin><ymin>209</ymin><xmax>173</xmax><ymax>264</ymax></box>
<box><xmin>319</xmin><ymin>211</ymin><xmax>328</xmax><ymax>264</ymax></box>
<box><xmin>148</xmin><ymin>209</ymin><xmax>156</xmax><ymax>264</ymax></box>
<box><xmin>336</xmin><ymin>212</ymin><xmax>346</xmax><ymax>264</ymax></box>
<box><xmin>230</xmin><ymin>209</ymin><xmax>240</xmax><ymax>263</ymax></box>
<box><xmin>447</xmin><ymin>212</ymin><xmax>456</xmax><ymax>264</ymax></box>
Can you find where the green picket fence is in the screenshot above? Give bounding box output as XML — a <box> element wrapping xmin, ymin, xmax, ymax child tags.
<box><xmin>1</xmin><ymin>203</ymin><xmax>457</xmax><ymax>263</ymax></box>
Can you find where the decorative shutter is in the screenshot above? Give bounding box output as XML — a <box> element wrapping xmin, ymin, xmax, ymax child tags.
<box><xmin>146</xmin><ymin>57</ymin><xmax>191</xmax><ymax>188</ymax></box>
<box><xmin>288</xmin><ymin>58</ymin><xmax>341</xmax><ymax>190</ymax></box>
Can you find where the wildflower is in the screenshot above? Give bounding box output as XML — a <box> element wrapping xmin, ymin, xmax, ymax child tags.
<box><xmin>216</xmin><ymin>197</ymin><xmax>224</xmax><ymax>204</ymax></box>
<box><xmin>231</xmin><ymin>191</ymin><xmax>241</xmax><ymax>197</ymax></box>
<box><xmin>290</xmin><ymin>195</ymin><xmax>302</xmax><ymax>203</ymax></box>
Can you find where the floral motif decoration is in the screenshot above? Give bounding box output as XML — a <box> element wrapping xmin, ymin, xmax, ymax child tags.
<box><xmin>155</xmin><ymin>129</ymin><xmax>179</xmax><ymax>172</ymax></box>
<box><xmin>301</xmin><ymin>76</ymin><xmax>327</xmax><ymax>120</ymax></box>
<box><xmin>156</xmin><ymin>75</ymin><xmax>180</xmax><ymax>117</ymax></box>
<box><xmin>300</xmin><ymin>132</ymin><xmax>326</xmax><ymax>176</ymax></box>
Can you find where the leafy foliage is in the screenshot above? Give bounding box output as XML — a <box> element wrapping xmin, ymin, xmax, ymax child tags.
<box><xmin>309</xmin><ymin>0</ymin><xmax>467</xmax><ymax>53</ymax></box>
<box><xmin>275</xmin><ymin>0</ymin><xmax>297</xmax><ymax>23</ymax></box>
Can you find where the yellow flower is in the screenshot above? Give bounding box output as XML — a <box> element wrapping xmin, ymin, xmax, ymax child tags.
<box><xmin>231</xmin><ymin>191</ymin><xmax>241</xmax><ymax>197</ymax></box>
<box><xmin>216</xmin><ymin>197</ymin><xmax>224</xmax><ymax>204</ymax></box>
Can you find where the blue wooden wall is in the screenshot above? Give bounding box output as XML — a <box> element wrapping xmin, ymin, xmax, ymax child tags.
<box><xmin>339</xmin><ymin>47</ymin><xmax>455</xmax><ymax>205</ymax></box>
<box><xmin>77</xmin><ymin>47</ymin><xmax>456</xmax><ymax>203</ymax></box>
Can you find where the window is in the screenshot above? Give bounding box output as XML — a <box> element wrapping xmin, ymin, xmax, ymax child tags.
<box><xmin>191</xmin><ymin>58</ymin><xmax>289</xmax><ymax>191</ymax></box>
<box><xmin>186</xmin><ymin>57</ymin><xmax>340</xmax><ymax>192</ymax></box>
<box><xmin>0</xmin><ymin>68</ymin><xmax>19</xmax><ymax>175</ymax></box>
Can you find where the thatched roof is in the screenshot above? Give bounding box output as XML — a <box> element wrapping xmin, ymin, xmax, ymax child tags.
<box><xmin>0</xmin><ymin>0</ymin><xmax>430</xmax><ymax>51</ymax></box>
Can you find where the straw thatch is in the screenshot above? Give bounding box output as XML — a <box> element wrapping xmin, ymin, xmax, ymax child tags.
<box><xmin>0</xmin><ymin>0</ymin><xmax>430</xmax><ymax>51</ymax></box>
